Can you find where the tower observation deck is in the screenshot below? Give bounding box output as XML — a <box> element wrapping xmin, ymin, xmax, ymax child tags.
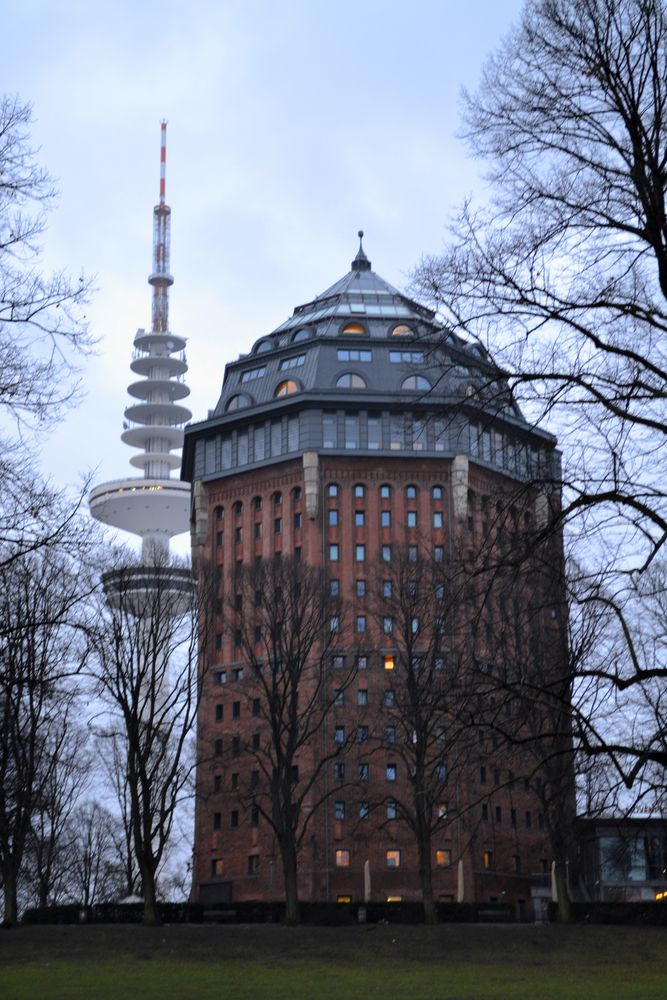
<box><xmin>89</xmin><ymin>121</ymin><xmax>192</xmax><ymax>561</ymax></box>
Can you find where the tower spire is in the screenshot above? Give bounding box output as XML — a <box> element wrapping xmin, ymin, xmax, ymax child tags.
<box><xmin>150</xmin><ymin>120</ymin><xmax>173</xmax><ymax>334</ymax></box>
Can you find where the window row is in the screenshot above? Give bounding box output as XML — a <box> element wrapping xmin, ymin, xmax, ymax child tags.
<box><xmin>253</xmin><ymin>322</ymin><xmax>419</xmax><ymax>354</ymax></box>
<box><xmin>327</xmin><ymin>508</ymin><xmax>443</xmax><ymax>529</ymax></box>
<box><xmin>200</xmin><ymin>417</ymin><xmax>300</xmax><ymax>475</ymax></box>
<box><xmin>328</xmin><ymin>543</ymin><xmax>445</xmax><ymax>563</ymax></box>
<box><xmin>334</xmin><ymin>847</ymin><xmax>452</xmax><ymax>869</ymax></box>
<box><xmin>326</xmin><ymin>483</ymin><xmax>444</xmax><ymax>500</ymax></box>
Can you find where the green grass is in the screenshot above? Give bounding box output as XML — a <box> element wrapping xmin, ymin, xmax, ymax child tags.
<box><xmin>1</xmin><ymin>923</ymin><xmax>666</xmax><ymax>1000</ymax></box>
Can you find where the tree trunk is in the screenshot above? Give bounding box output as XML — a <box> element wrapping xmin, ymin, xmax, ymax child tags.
<box><xmin>418</xmin><ymin>839</ymin><xmax>438</xmax><ymax>925</ymax></box>
<box><xmin>2</xmin><ymin>866</ymin><xmax>18</xmax><ymax>927</ymax></box>
<box><xmin>142</xmin><ymin>865</ymin><xmax>160</xmax><ymax>926</ymax></box>
<box><xmin>554</xmin><ymin>858</ymin><xmax>571</xmax><ymax>923</ymax></box>
<box><xmin>280</xmin><ymin>838</ymin><xmax>300</xmax><ymax>925</ymax></box>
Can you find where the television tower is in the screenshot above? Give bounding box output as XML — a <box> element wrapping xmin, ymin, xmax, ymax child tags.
<box><xmin>89</xmin><ymin>121</ymin><xmax>192</xmax><ymax>561</ymax></box>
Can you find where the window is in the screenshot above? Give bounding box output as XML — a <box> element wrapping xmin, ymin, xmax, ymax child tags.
<box><xmin>216</xmin><ymin>529</ymin><xmax>224</xmax><ymax>547</ymax></box>
<box><xmin>215</xmin><ymin>632</ymin><xmax>223</xmax><ymax>651</ymax></box>
<box><xmin>342</xmin><ymin>322</ymin><xmax>365</xmax><ymax>335</ymax></box>
<box><xmin>434</xmin><ymin>546</ymin><xmax>444</xmax><ymax>562</ymax></box>
<box><xmin>386</xmin><ymin>763</ymin><xmax>397</xmax><ymax>781</ymax></box>
<box><xmin>356</xmin><ymin>579</ymin><xmax>366</xmax><ymax>597</ymax></box>
<box><xmin>432</xmin><ymin>486</ymin><xmax>443</xmax><ymax>499</ymax></box>
<box><xmin>252</xmin><ymin>698</ymin><xmax>260</xmax><ymax>716</ymax></box>
<box><xmin>382</xmin><ymin>580</ymin><xmax>392</xmax><ymax>598</ymax></box>
<box><xmin>211</xmin><ymin>859</ymin><xmax>223</xmax><ymax>878</ymax></box>
<box><xmin>357</xmin><ymin>725</ymin><xmax>368</xmax><ymax>743</ymax></box>
<box><xmin>438</xmin><ymin>802</ymin><xmax>448</xmax><ymax>818</ymax></box>
<box><xmin>214</xmin><ymin>738</ymin><xmax>223</xmax><ymax>757</ymax></box>
<box><xmin>433</xmin><ymin>511</ymin><xmax>444</xmax><ymax>529</ymax></box>
<box><xmin>213</xmin><ymin>774</ymin><xmax>221</xmax><ymax>793</ymax></box>
<box><xmin>232</xmin><ymin>701</ymin><xmax>240</xmax><ymax>719</ymax></box>
<box><xmin>323</xmin><ymin>414</ymin><xmax>337</xmax><ymax>448</ymax></box>
<box><xmin>335</xmin><ymin>849</ymin><xmax>351</xmax><ymax>867</ymax></box>
<box><xmin>330</xmin><ymin>579</ymin><xmax>340</xmax><ymax>596</ymax></box>
<box><xmin>408</xmin><ymin>545</ymin><xmax>418</xmax><ymax>562</ymax></box>
<box><xmin>356</xmin><ymin>615</ymin><xmax>367</xmax><ymax>633</ymax></box>
<box><xmin>235</xmin><ymin>526</ymin><xmax>243</xmax><ymax>544</ymax></box>
<box><xmin>356</xmin><ymin>654</ymin><xmax>368</xmax><ymax>670</ymax></box>
<box><xmin>294</xmin><ymin>512</ymin><xmax>302</xmax><ymax>529</ymax></box>
<box><xmin>337</xmin><ymin>373</ymin><xmax>366</xmax><ymax>389</ymax></box>
<box><xmin>334</xmin><ymin>688</ymin><xmax>345</xmax><ymax>707</ymax></box>
<box><xmin>274</xmin><ymin>379</ymin><xmax>299</xmax><ymax>396</ymax></box>
<box><xmin>384</xmin><ymin>725</ymin><xmax>396</xmax><ymax>743</ymax></box>
<box><xmin>279</xmin><ymin>354</ymin><xmax>305</xmax><ymax>370</ymax></box>
<box><xmin>293</xmin><ymin>327</ymin><xmax>310</xmax><ymax>342</ymax></box>
<box><xmin>252</xmin><ymin>733</ymin><xmax>260</xmax><ymax>750</ymax></box>
<box><xmin>359</xmin><ymin>801</ymin><xmax>370</xmax><ymax>820</ymax></box>
<box><xmin>386</xmin><ymin>800</ymin><xmax>398</xmax><ymax>820</ymax></box>
<box><xmin>232</xmin><ymin>736</ymin><xmax>240</xmax><ymax>757</ymax></box>
<box><xmin>481</xmin><ymin>803</ymin><xmax>489</xmax><ymax>821</ymax></box>
<box><xmin>389</xmin><ymin>350</ymin><xmax>424</xmax><ymax>363</ymax></box>
<box><xmin>330</xmin><ymin>616</ymin><xmax>340</xmax><ymax>633</ymax></box>
<box><xmin>495</xmin><ymin>806</ymin><xmax>502</xmax><ymax>824</ymax></box>
<box><xmin>436</xmin><ymin>849</ymin><xmax>452</xmax><ymax>868</ymax></box>
<box><xmin>380</xmin><ymin>510</ymin><xmax>391</xmax><ymax>528</ymax></box>
<box><xmin>389</xmin><ymin>415</ymin><xmax>404</xmax><ymax>450</ymax></box>
<box><xmin>241</xmin><ymin>366</ymin><xmax>266</xmax><ymax>382</ymax></box>
<box><xmin>215</xmin><ymin>505</ymin><xmax>225</xmax><ymax>522</ymax></box>
<box><xmin>354</xmin><ymin>484</ymin><xmax>365</xmax><ymax>498</ymax></box>
<box><xmin>355</xmin><ymin>544</ymin><xmax>366</xmax><ymax>561</ymax></box>
<box><xmin>402</xmin><ymin>375</ymin><xmax>431</xmax><ymax>390</ymax></box>
<box><xmin>337</xmin><ymin>348</ymin><xmax>372</xmax><ymax>362</ymax></box>
<box><xmin>334</xmin><ymin>726</ymin><xmax>345</xmax><ymax>743</ymax></box>
<box><xmin>480</xmin><ymin>766</ymin><xmax>486</xmax><ymax>784</ymax></box>
<box><xmin>328</xmin><ymin>509</ymin><xmax>339</xmax><ymax>526</ymax></box>
<box><xmin>380</xmin><ymin>484</ymin><xmax>392</xmax><ymax>499</ymax></box>
<box><xmin>248</xmin><ymin>854</ymin><xmax>260</xmax><ymax>874</ymax></box>
<box><xmin>384</xmin><ymin>689</ymin><xmax>395</xmax><ymax>707</ymax></box>
<box><xmin>368</xmin><ymin>416</ymin><xmax>381</xmax><ymax>449</ymax></box>
<box><xmin>231</xmin><ymin>772</ymin><xmax>239</xmax><ymax>791</ymax></box>
<box><xmin>274</xmin><ymin>517</ymin><xmax>282</xmax><ymax>534</ymax></box>
<box><xmin>513</xmin><ymin>855</ymin><xmax>521</xmax><ymax>873</ymax></box>
<box><xmin>254</xmin><ymin>522</ymin><xmax>262</xmax><ymax>540</ymax></box>
<box><xmin>354</xmin><ymin>510</ymin><xmax>365</xmax><ymax>527</ymax></box>
<box><xmin>381</xmin><ymin>545</ymin><xmax>391</xmax><ymax>562</ymax></box>
<box><xmin>383</xmin><ymin>616</ymin><xmax>393</xmax><ymax>635</ymax></box>
<box><xmin>334</xmin><ymin>762</ymin><xmax>345</xmax><ymax>780</ymax></box>
<box><xmin>327</xmin><ymin>483</ymin><xmax>339</xmax><ymax>497</ymax></box>
<box><xmin>329</xmin><ymin>544</ymin><xmax>339</xmax><ymax>561</ymax></box>
<box><xmin>215</xmin><ymin>670</ymin><xmax>227</xmax><ymax>686</ymax></box>
<box><xmin>335</xmin><ymin>801</ymin><xmax>346</xmax><ymax>821</ymax></box>
<box><xmin>483</xmin><ymin>850</ymin><xmax>493</xmax><ymax>870</ymax></box>
<box><xmin>345</xmin><ymin>414</ymin><xmax>360</xmax><ymax>448</ymax></box>
<box><xmin>511</xmin><ymin>808</ymin><xmax>517</xmax><ymax>828</ymax></box>
<box><xmin>230</xmin><ymin>810</ymin><xmax>238</xmax><ymax>829</ymax></box>
<box><xmin>357</xmin><ymin>688</ymin><xmax>369</xmax><ymax>707</ymax></box>
<box><xmin>391</xmin><ymin>324</ymin><xmax>414</xmax><ymax>336</ymax></box>
<box><xmin>407</xmin><ymin>510</ymin><xmax>417</xmax><ymax>528</ymax></box>
<box><xmin>384</xmin><ymin>655</ymin><xmax>395</xmax><ymax>671</ymax></box>
<box><xmin>232</xmin><ymin>667</ymin><xmax>243</xmax><ymax>681</ymax></box>
<box><xmin>359</xmin><ymin>763</ymin><xmax>369</xmax><ymax>781</ymax></box>
<box><xmin>333</xmin><ymin>654</ymin><xmax>346</xmax><ymax>669</ymax></box>
<box><xmin>386</xmin><ymin>849</ymin><xmax>401</xmax><ymax>868</ymax></box>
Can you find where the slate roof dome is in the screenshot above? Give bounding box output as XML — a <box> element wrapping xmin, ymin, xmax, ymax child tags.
<box><xmin>182</xmin><ymin>237</ymin><xmax>559</xmax><ymax>486</ymax></box>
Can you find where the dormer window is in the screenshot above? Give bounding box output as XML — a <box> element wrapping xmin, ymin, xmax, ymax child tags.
<box><xmin>391</xmin><ymin>324</ymin><xmax>414</xmax><ymax>336</ymax></box>
<box><xmin>275</xmin><ymin>379</ymin><xmax>299</xmax><ymax>397</ymax></box>
<box><xmin>401</xmin><ymin>375</ymin><xmax>431</xmax><ymax>391</ymax></box>
<box><xmin>336</xmin><ymin>373</ymin><xmax>366</xmax><ymax>389</ymax></box>
<box><xmin>341</xmin><ymin>322</ymin><xmax>366</xmax><ymax>335</ymax></box>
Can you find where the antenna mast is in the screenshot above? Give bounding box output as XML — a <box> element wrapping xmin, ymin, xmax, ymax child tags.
<box><xmin>150</xmin><ymin>119</ymin><xmax>173</xmax><ymax>333</ymax></box>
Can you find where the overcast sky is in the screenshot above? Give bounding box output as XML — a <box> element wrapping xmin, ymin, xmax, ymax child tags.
<box><xmin>6</xmin><ymin>0</ymin><xmax>525</xmax><ymax>552</ymax></box>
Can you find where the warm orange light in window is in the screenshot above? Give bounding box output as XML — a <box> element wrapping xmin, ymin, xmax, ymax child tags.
<box><xmin>335</xmin><ymin>849</ymin><xmax>351</xmax><ymax>867</ymax></box>
<box><xmin>391</xmin><ymin>324</ymin><xmax>413</xmax><ymax>336</ymax></box>
<box><xmin>275</xmin><ymin>379</ymin><xmax>299</xmax><ymax>397</ymax></box>
<box><xmin>384</xmin><ymin>655</ymin><xmax>394</xmax><ymax>671</ymax></box>
<box><xmin>436</xmin><ymin>849</ymin><xmax>451</xmax><ymax>868</ymax></box>
<box><xmin>386</xmin><ymin>895</ymin><xmax>403</xmax><ymax>902</ymax></box>
<box><xmin>483</xmin><ymin>850</ymin><xmax>493</xmax><ymax>869</ymax></box>
<box><xmin>337</xmin><ymin>895</ymin><xmax>352</xmax><ymax>904</ymax></box>
<box><xmin>342</xmin><ymin>322</ymin><xmax>365</xmax><ymax>335</ymax></box>
<box><xmin>386</xmin><ymin>849</ymin><xmax>401</xmax><ymax>868</ymax></box>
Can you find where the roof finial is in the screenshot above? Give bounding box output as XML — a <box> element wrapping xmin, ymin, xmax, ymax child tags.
<box><xmin>352</xmin><ymin>229</ymin><xmax>371</xmax><ymax>272</ymax></box>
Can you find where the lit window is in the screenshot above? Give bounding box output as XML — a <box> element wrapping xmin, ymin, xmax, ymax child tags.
<box><xmin>384</xmin><ymin>655</ymin><xmax>395</xmax><ymax>671</ymax></box>
<box><xmin>391</xmin><ymin>324</ymin><xmax>414</xmax><ymax>336</ymax></box>
<box><xmin>438</xmin><ymin>803</ymin><xmax>448</xmax><ymax>818</ymax></box>
<box><xmin>274</xmin><ymin>379</ymin><xmax>299</xmax><ymax>397</ymax></box>
<box><xmin>386</xmin><ymin>849</ymin><xmax>401</xmax><ymax>868</ymax></box>
<box><xmin>337</xmin><ymin>895</ymin><xmax>351</xmax><ymax>903</ymax></box>
<box><xmin>335</xmin><ymin>849</ymin><xmax>350</xmax><ymax>867</ymax></box>
<box><xmin>342</xmin><ymin>322</ymin><xmax>365</xmax><ymax>335</ymax></box>
<box><xmin>436</xmin><ymin>849</ymin><xmax>451</xmax><ymax>868</ymax></box>
<box><xmin>386</xmin><ymin>895</ymin><xmax>403</xmax><ymax>903</ymax></box>
<box><xmin>483</xmin><ymin>850</ymin><xmax>493</xmax><ymax>870</ymax></box>
<box><xmin>337</xmin><ymin>373</ymin><xmax>366</xmax><ymax>388</ymax></box>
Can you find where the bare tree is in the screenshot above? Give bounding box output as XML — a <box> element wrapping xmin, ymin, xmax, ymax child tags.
<box><xmin>370</xmin><ymin>547</ymin><xmax>479</xmax><ymax>923</ymax></box>
<box><xmin>412</xmin><ymin>0</ymin><xmax>667</xmax><ymax>836</ymax></box>
<box><xmin>0</xmin><ymin>544</ymin><xmax>91</xmax><ymax>925</ymax></box>
<box><xmin>69</xmin><ymin>800</ymin><xmax>127</xmax><ymax>907</ymax></box>
<box><xmin>228</xmin><ymin>556</ymin><xmax>352</xmax><ymax>924</ymax></box>
<box><xmin>91</xmin><ymin>551</ymin><xmax>205</xmax><ymax>925</ymax></box>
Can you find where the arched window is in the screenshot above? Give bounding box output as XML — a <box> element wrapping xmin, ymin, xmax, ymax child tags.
<box><xmin>406</xmin><ymin>485</ymin><xmax>418</xmax><ymax>500</ymax></box>
<box><xmin>233</xmin><ymin>500</ymin><xmax>243</xmax><ymax>517</ymax></box>
<box><xmin>341</xmin><ymin>321</ymin><xmax>366</xmax><ymax>335</ymax></box>
<box><xmin>292</xmin><ymin>328</ymin><xmax>311</xmax><ymax>342</ymax></box>
<box><xmin>432</xmin><ymin>485</ymin><xmax>444</xmax><ymax>500</ymax></box>
<box><xmin>401</xmin><ymin>375</ymin><xmax>431</xmax><ymax>391</ymax></box>
<box><xmin>252</xmin><ymin>496</ymin><xmax>262</xmax><ymax>512</ymax></box>
<box><xmin>336</xmin><ymin>372</ymin><xmax>366</xmax><ymax>388</ymax></box>
<box><xmin>354</xmin><ymin>484</ymin><xmax>365</xmax><ymax>499</ymax></box>
<box><xmin>327</xmin><ymin>483</ymin><xmax>339</xmax><ymax>498</ymax></box>
<box><xmin>391</xmin><ymin>324</ymin><xmax>414</xmax><ymax>336</ymax></box>
<box><xmin>292</xmin><ymin>486</ymin><xmax>302</xmax><ymax>501</ymax></box>
<box><xmin>274</xmin><ymin>379</ymin><xmax>299</xmax><ymax>397</ymax></box>
<box><xmin>255</xmin><ymin>339</ymin><xmax>274</xmax><ymax>354</ymax></box>
<box><xmin>379</xmin><ymin>484</ymin><xmax>392</xmax><ymax>499</ymax></box>
<box><xmin>272</xmin><ymin>491</ymin><xmax>282</xmax><ymax>507</ymax></box>
<box><xmin>214</xmin><ymin>505</ymin><xmax>224</xmax><ymax>521</ymax></box>
<box><xmin>226</xmin><ymin>394</ymin><xmax>251</xmax><ymax>412</ymax></box>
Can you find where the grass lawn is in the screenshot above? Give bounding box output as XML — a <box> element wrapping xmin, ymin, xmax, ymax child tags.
<box><xmin>1</xmin><ymin>922</ymin><xmax>665</xmax><ymax>1000</ymax></box>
